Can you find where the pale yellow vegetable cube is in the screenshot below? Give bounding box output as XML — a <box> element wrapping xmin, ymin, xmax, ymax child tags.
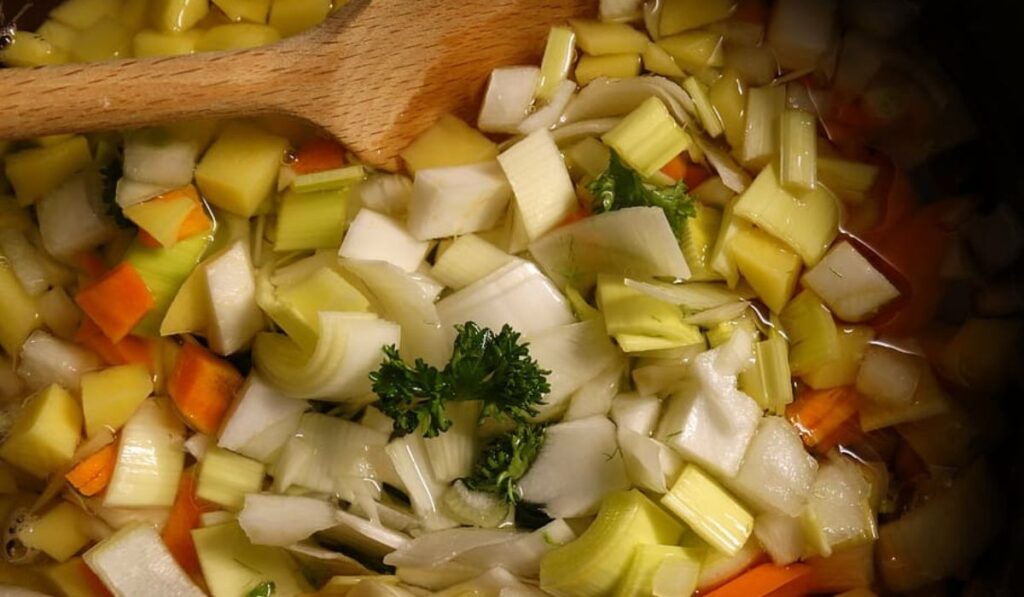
<box><xmin>161</xmin><ymin>265</ymin><xmax>209</xmax><ymax>336</ymax></box>
<box><xmin>268</xmin><ymin>0</ymin><xmax>331</xmax><ymax>37</ymax></box>
<box><xmin>3</xmin><ymin>136</ymin><xmax>92</xmax><ymax>205</ymax></box>
<box><xmin>120</xmin><ymin>0</ymin><xmax>152</xmax><ymax>31</ymax></box>
<box><xmin>642</xmin><ymin>43</ymin><xmax>685</xmax><ymax>78</ymax></box>
<box><xmin>196</xmin><ymin>447</ymin><xmax>265</xmax><ymax>510</ymax></box>
<box><xmin>51</xmin><ymin>0</ymin><xmax>121</xmax><ymax>29</ymax></box>
<box><xmin>399</xmin><ymin>114</ymin><xmax>498</xmax><ymax>174</ymax></box>
<box><xmin>729</xmin><ymin>227</ymin><xmax>801</xmax><ymax>314</ymax></box>
<box><xmin>123</xmin><ymin>194</ymin><xmax>195</xmax><ymax>247</ymax></box>
<box><xmin>0</xmin><ymin>385</ymin><xmax>82</xmax><ymax>478</ymax></box>
<box><xmin>660</xmin><ymin>0</ymin><xmax>738</xmax><ymax>36</ymax></box>
<box><xmin>575</xmin><ymin>53</ymin><xmax>642</xmax><ymax>86</ymax></box>
<box><xmin>81</xmin><ymin>364</ymin><xmax>155</xmax><ymax>437</ymax></box>
<box><xmin>709</xmin><ymin>70</ymin><xmax>747</xmax><ymax>150</ymax></box>
<box><xmin>151</xmin><ymin>0</ymin><xmax>210</xmax><ymax>33</ymax></box>
<box><xmin>569</xmin><ymin>19</ymin><xmax>649</xmax><ymax>55</ymax></box>
<box><xmin>195</xmin><ymin>24</ymin><xmax>281</xmax><ymax>51</ymax></box>
<box><xmin>18</xmin><ymin>502</ymin><xmax>91</xmax><ymax>562</ymax></box>
<box><xmin>133</xmin><ymin>29</ymin><xmax>202</xmax><ymax>57</ymax></box>
<box><xmin>195</xmin><ymin>123</ymin><xmax>289</xmax><ymax>217</ymax></box>
<box><xmin>37</xmin><ymin>20</ymin><xmax>79</xmax><ymax>52</ymax></box>
<box><xmin>214</xmin><ymin>0</ymin><xmax>272</xmax><ymax>22</ymax></box>
<box><xmin>43</xmin><ymin>558</ymin><xmax>103</xmax><ymax>597</ymax></box>
<box><xmin>657</xmin><ymin>31</ymin><xmax>724</xmax><ymax>71</ymax></box>
<box><xmin>0</xmin><ymin>32</ymin><xmax>70</xmax><ymax>67</ymax></box>
<box><xmin>0</xmin><ymin>259</ymin><xmax>42</xmax><ymax>356</ymax></box>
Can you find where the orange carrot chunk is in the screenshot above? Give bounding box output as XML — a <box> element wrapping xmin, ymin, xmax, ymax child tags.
<box><xmin>291</xmin><ymin>137</ymin><xmax>346</xmax><ymax>174</ymax></box>
<box><xmin>76</xmin><ymin>318</ymin><xmax>155</xmax><ymax>370</ymax></box>
<box><xmin>75</xmin><ymin>262</ymin><xmax>156</xmax><ymax>343</ymax></box>
<box><xmin>168</xmin><ymin>342</ymin><xmax>243</xmax><ymax>435</ymax></box>
<box><xmin>74</xmin><ymin>250</ymin><xmax>108</xmax><ymax>280</ymax></box>
<box><xmin>162</xmin><ymin>469</ymin><xmax>212</xmax><ymax>583</ymax></box>
<box><xmin>660</xmin><ymin>154</ymin><xmax>687</xmax><ymax>182</ymax></box>
<box><xmin>705</xmin><ymin>563</ymin><xmax>813</xmax><ymax>597</ymax></box>
<box><xmin>66</xmin><ymin>442</ymin><xmax>118</xmax><ymax>497</ymax></box>
<box><xmin>785</xmin><ymin>386</ymin><xmax>861</xmax><ymax>455</ymax></box>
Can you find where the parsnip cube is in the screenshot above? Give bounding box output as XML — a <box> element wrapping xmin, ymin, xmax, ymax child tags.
<box><xmin>82</xmin><ymin>364</ymin><xmax>155</xmax><ymax>437</ymax></box>
<box><xmin>268</xmin><ymin>0</ymin><xmax>331</xmax><ymax>36</ymax></box>
<box><xmin>3</xmin><ymin>136</ymin><xmax>92</xmax><ymax>205</ymax></box>
<box><xmin>151</xmin><ymin>0</ymin><xmax>210</xmax><ymax>33</ymax></box>
<box><xmin>18</xmin><ymin>501</ymin><xmax>91</xmax><ymax>562</ymax></box>
<box><xmin>195</xmin><ymin>123</ymin><xmax>288</xmax><ymax>217</ymax></box>
<box><xmin>0</xmin><ymin>385</ymin><xmax>82</xmax><ymax>478</ymax></box>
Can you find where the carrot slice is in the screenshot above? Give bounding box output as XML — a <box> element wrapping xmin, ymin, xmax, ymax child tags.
<box><xmin>705</xmin><ymin>563</ymin><xmax>813</xmax><ymax>597</ymax></box>
<box><xmin>785</xmin><ymin>386</ymin><xmax>862</xmax><ymax>454</ymax></box>
<box><xmin>660</xmin><ymin>155</ymin><xmax>687</xmax><ymax>182</ymax></box>
<box><xmin>168</xmin><ymin>342</ymin><xmax>243</xmax><ymax>435</ymax></box>
<box><xmin>74</xmin><ymin>250</ymin><xmax>108</xmax><ymax>280</ymax></box>
<box><xmin>76</xmin><ymin>318</ymin><xmax>155</xmax><ymax>370</ymax></box>
<box><xmin>161</xmin><ymin>469</ymin><xmax>213</xmax><ymax>583</ymax></box>
<box><xmin>75</xmin><ymin>262</ymin><xmax>156</xmax><ymax>343</ymax></box>
<box><xmin>66</xmin><ymin>442</ymin><xmax>118</xmax><ymax>497</ymax></box>
<box><xmin>292</xmin><ymin>137</ymin><xmax>346</xmax><ymax>174</ymax></box>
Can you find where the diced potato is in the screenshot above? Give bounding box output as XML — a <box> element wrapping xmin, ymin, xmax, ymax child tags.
<box><xmin>133</xmin><ymin>29</ymin><xmax>202</xmax><ymax>57</ymax></box>
<box><xmin>569</xmin><ymin>19</ymin><xmax>649</xmax><ymax>55</ymax></box>
<box><xmin>123</xmin><ymin>194</ymin><xmax>196</xmax><ymax>247</ymax></box>
<box><xmin>18</xmin><ymin>501</ymin><xmax>91</xmax><ymax>562</ymax></box>
<box><xmin>51</xmin><ymin>0</ymin><xmax>121</xmax><ymax>29</ymax></box>
<box><xmin>268</xmin><ymin>0</ymin><xmax>332</xmax><ymax>37</ymax></box>
<box><xmin>214</xmin><ymin>0</ymin><xmax>272</xmax><ymax>23</ymax></box>
<box><xmin>729</xmin><ymin>227</ymin><xmax>801</xmax><ymax>313</ymax></box>
<box><xmin>196</xmin><ymin>447</ymin><xmax>266</xmax><ymax>510</ymax></box>
<box><xmin>3</xmin><ymin>136</ymin><xmax>92</xmax><ymax>205</ymax></box>
<box><xmin>192</xmin><ymin>522</ymin><xmax>309</xmax><ymax>597</ymax></box>
<box><xmin>0</xmin><ymin>32</ymin><xmax>69</xmax><ymax>66</ymax></box>
<box><xmin>642</xmin><ymin>43</ymin><xmax>686</xmax><ymax>78</ymax></box>
<box><xmin>43</xmin><ymin>557</ymin><xmax>106</xmax><ymax>597</ymax></box>
<box><xmin>72</xmin><ymin>17</ymin><xmax>134</xmax><ymax>62</ymax></box>
<box><xmin>400</xmin><ymin>114</ymin><xmax>498</xmax><ymax>174</ymax></box>
<box><xmin>195</xmin><ymin>123</ymin><xmax>289</xmax><ymax>217</ymax></box>
<box><xmin>120</xmin><ymin>0</ymin><xmax>151</xmax><ymax>30</ymax></box>
<box><xmin>195</xmin><ymin>24</ymin><xmax>281</xmax><ymax>51</ymax></box>
<box><xmin>0</xmin><ymin>385</ymin><xmax>82</xmax><ymax>478</ymax></box>
<box><xmin>656</xmin><ymin>31</ymin><xmax>724</xmax><ymax>71</ymax></box>
<box><xmin>659</xmin><ymin>0</ymin><xmax>737</xmax><ymax>36</ymax></box>
<box><xmin>151</xmin><ymin>0</ymin><xmax>210</xmax><ymax>33</ymax></box>
<box><xmin>160</xmin><ymin>259</ymin><xmax>209</xmax><ymax>337</ymax></box>
<box><xmin>82</xmin><ymin>364</ymin><xmax>155</xmax><ymax>437</ymax></box>
<box><xmin>575</xmin><ymin>53</ymin><xmax>642</xmax><ymax>86</ymax></box>
<box><xmin>0</xmin><ymin>258</ymin><xmax>42</xmax><ymax>356</ymax></box>
<box><xmin>37</xmin><ymin>20</ymin><xmax>79</xmax><ymax>52</ymax></box>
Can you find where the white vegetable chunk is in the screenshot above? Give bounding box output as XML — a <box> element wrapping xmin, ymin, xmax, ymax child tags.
<box><xmin>16</xmin><ymin>329</ymin><xmax>101</xmax><ymax>393</ymax></box>
<box><xmin>340</xmin><ymin>209</ymin><xmax>431</xmax><ymax>272</ymax></box>
<box><xmin>728</xmin><ymin>417</ymin><xmax>818</xmax><ymax>516</ymax></box>
<box><xmin>519</xmin><ymin>416</ymin><xmax>630</xmax><ymax>518</ymax></box>
<box><xmin>618</xmin><ymin>429</ymin><xmax>682</xmax><ymax>493</ymax></box>
<box><xmin>754</xmin><ymin>512</ymin><xmax>806</xmax><ymax>565</ymax></box>
<box><xmin>497</xmin><ymin>129</ymin><xmax>578</xmax><ymax>243</ymax></box>
<box><xmin>356</xmin><ymin>173</ymin><xmax>413</xmax><ymax>216</ymax></box>
<box><xmin>518</xmin><ymin>80</ymin><xmax>578</xmax><ymax>134</ymax></box>
<box><xmin>407</xmin><ymin>161</ymin><xmax>512</xmax><ymax>241</ymax></box>
<box><xmin>205</xmin><ymin>241</ymin><xmax>264</xmax><ymax>355</ymax></box>
<box><xmin>478</xmin><ymin>66</ymin><xmax>541</xmax><ymax>133</ymax></box>
<box><xmin>37</xmin><ymin>174</ymin><xmax>115</xmax><ymax>259</ymax></box>
<box><xmin>767</xmin><ymin>0</ymin><xmax>839</xmax><ymax>71</ymax></box>
<box><xmin>238</xmin><ymin>494</ymin><xmax>339</xmax><ymax>547</ymax></box>
<box><xmin>609</xmin><ymin>392</ymin><xmax>661</xmax><ymax>436</ymax></box>
<box><xmin>217</xmin><ymin>374</ymin><xmax>308</xmax><ymax>464</ymax></box>
<box><xmin>802</xmin><ymin>241</ymin><xmax>900</xmax><ymax>322</ymax></box>
<box><xmin>855</xmin><ymin>345</ymin><xmax>922</xmax><ymax>406</ymax></box>
<box><xmin>115</xmin><ymin>177</ymin><xmax>173</xmax><ymax>209</ymax></box>
<box><xmin>526</xmin><ymin>320</ymin><xmax>620</xmax><ymax>421</ymax></box>
<box><xmin>84</xmin><ymin>523</ymin><xmax>205</xmax><ymax>597</ymax></box>
<box><xmin>123</xmin><ymin>131</ymin><xmax>197</xmax><ymax>188</ymax></box>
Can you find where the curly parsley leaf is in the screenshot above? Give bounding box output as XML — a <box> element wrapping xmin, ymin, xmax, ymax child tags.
<box><xmin>588</xmin><ymin>149</ymin><xmax>696</xmax><ymax>234</ymax></box>
<box><xmin>465</xmin><ymin>423</ymin><xmax>546</xmax><ymax>504</ymax></box>
<box><xmin>370</xmin><ymin>345</ymin><xmax>453</xmax><ymax>437</ymax></box>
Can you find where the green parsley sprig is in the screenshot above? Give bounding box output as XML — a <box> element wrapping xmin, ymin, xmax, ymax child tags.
<box><xmin>588</xmin><ymin>150</ymin><xmax>696</xmax><ymax>234</ymax></box>
<box><xmin>465</xmin><ymin>423</ymin><xmax>546</xmax><ymax>504</ymax></box>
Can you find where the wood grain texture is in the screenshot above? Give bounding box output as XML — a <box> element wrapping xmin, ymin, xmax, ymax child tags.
<box><xmin>0</xmin><ymin>0</ymin><xmax>594</xmax><ymax>170</ymax></box>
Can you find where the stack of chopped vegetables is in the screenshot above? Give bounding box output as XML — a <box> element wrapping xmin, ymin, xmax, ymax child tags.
<box><xmin>0</xmin><ymin>0</ymin><xmax>1018</xmax><ymax>596</ymax></box>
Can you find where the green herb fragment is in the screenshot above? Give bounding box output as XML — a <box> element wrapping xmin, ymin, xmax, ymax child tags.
<box><xmin>245</xmin><ymin>581</ymin><xmax>275</xmax><ymax>597</ymax></box>
<box><xmin>98</xmin><ymin>155</ymin><xmax>134</xmax><ymax>229</ymax></box>
<box><xmin>588</xmin><ymin>150</ymin><xmax>696</xmax><ymax>234</ymax></box>
<box><xmin>465</xmin><ymin>423</ymin><xmax>546</xmax><ymax>504</ymax></box>
<box><xmin>370</xmin><ymin>322</ymin><xmax>550</xmax><ymax>437</ymax></box>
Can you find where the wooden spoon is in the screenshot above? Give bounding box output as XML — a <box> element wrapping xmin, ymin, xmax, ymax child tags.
<box><xmin>0</xmin><ymin>0</ymin><xmax>593</xmax><ymax>170</ymax></box>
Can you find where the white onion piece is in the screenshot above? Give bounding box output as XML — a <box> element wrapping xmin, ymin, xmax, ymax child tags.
<box><xmin>519</xmin><ymin>80</ymin><xmax>578</xmax><ymax>134</ymax></box>
<box><xmin>456</xmin><ymin>519</ymin><xmax>575</xmax><ymax>579</ymax></box>
<box><xmin>386</xmin><ymin>434</ymin><xmax>458</xmax><ymax>531</ymax></box>
<box><xmin>17</xmin><ymin>329</ymin><xmax>101</xmax><ymax>393</ymax></box>
<box><xmin>478</xmin><ymin>66</ymin><xmax>541</xmax><ymax>134</ymax></box>
<box><xmin>384</xmin><ymin>528</ymin><xmax>519</xmax><ymax>569</ymax></box>
<box><xmin>238</xmin><ymin>494</ymin><xmax>339</xmax><ymax>547</ymax></box>
<box><xmin>320</xmin><ymin>509</ymin><xmax>412</xmax><ymax>559</ymax></box>
<box><xmin>855</xmin><ymin>345</ymin><xmax>922</xmax><ymax>406</ymax></box>
<box><xmin>217</xmin><ymin>374</ymin><xmax>308</xmax><ymax>464</ymax></box>
<box><xmin>754</xmin><ymin>513</ymin><xmax>805</xmax><ymax>565</ymax></box>
<box><xmin>0</xmin><ymin>229</ymin><xmax>51</xmax><ymax>296</ymax></box>
<box><xmin>610</xmin><ymin>393</ymin><xmax>661</xmax><ymax>435</ymax></box>
<box><xmin>561</xmin><ymin>76</ymin><xmax>695</xmax><ymax>127</ymax></box>
<box><xmin>728</xmin><ymin>417</ymin><xmax>818</xmax><ymax>517</ymax></box>
<box><xmin>115</xmin><ymin>178</ymin><xmax>172</xmax><ymax>209</ymax></box>
<box><xmin>550</xmin><ymin>118</ymin><xmax>621</xmax><ymax>146</ymax></box>
<box><xmin>802</xmin><ymin>241</ymin><xmax>900</xmax><ymax>322</ymax></box>
<box><xmin>340</xmin><ymin>209</ymin><xmax>431</xmax><ymax>272</ymax></box>
<box><xmin>183</xmin><ymin>433</ymin><xmax>210</xmax><ymax>460</ymax></box>
<box><xmin>356</xmin><ymin>173</ymin><xmax>414</xmax><ymax>216</ymax></box>
<box><xmin>37</xmin><ymin>174</ymin><xmax>115</xmax><ymax>259</ymax></box>
<box><xmin>205</xmin><ymin>240</ymin><xmax>264</xmax><ymax>356</ymax></box>
<box><xmin>526</xmin><ymin>320</ymin><xmax>620</xmax><ymax>421</ymax></box>
<box><xmin>563</xmin><ymin>358</ymin><xmax>626</xmax><ymax>421</ymax></box>
<box><xmin>618</xmin><ymin>428</ymin><xmax>681</xmax><ymax>493</ymax></box>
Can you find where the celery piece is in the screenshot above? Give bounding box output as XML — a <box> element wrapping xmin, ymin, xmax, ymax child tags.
<box><xmin>151</xmin><ymin>0</ymin><xmax>210</xmax><ymax>33</ymax></box>
<box><xmin>779</xmin><ymin>109</ymin><xmax>818</xmax><ymax>193</ymax></box>
<box><xmin>741</xmin><ymin>85</ymin><xmax>786</xmax><ymax>168</ymax></box>
<box><xmin>732</xmin><ymin>163</ymin><xmax>839</xmax><ymax>266</ymax></box>
<box><xmin>274</xmin><ymin>187</ymin><xmax>349</xmax><ymax>252</ymax></box>
<box><xmin>739</xmin><ymin>335</ymin><xmax>793</xmax><ymax>413</ymax></box>
<box><xmin>430</xmin><ymin>234</ymin><xmax>514</xmax><ymax>291</ymax></box>
<box><xmin>802</xmin><ymin>326</ymin><xmax>874</xmax><ymax>389</ymax></box>
<box><xmin>292</xmin><ymin>164</ymin><xmax>364</xmax><ymax>193</ymax></box>
<box><xmin>193</xmin><ymin>522</ymin><xmax>309</xmax><ymax>597</ymax></box>
<box><xmin>683</xmin><ymin>76</ymin><xmax>724</xmax><ymax>138</ymax></box>
<box><xmin>0</xmin><ymin>385</ymin><xmax>80</xmax><ymax>478</ymax></box>
<box><xmin>801</xmin><ymin>457</ymin><xmax>877</xmax><ymax>558</ymax></box>
<box><xmin>565</xmin><ymin>137</ymin><xmax>611</xmax><ymax>182</ymax></box>
<box><xmin>104</xmin><ymin>399</ymin><xmax>184</xmax><ymax>507</ymax></box>
<box><xmin>536</xmin><ymin>26</ymin><xmax>577</xmax><ymax>102</ymax></box>
<box><xmin>196</xmin><ymin>124</ymin><xmax>288</xmax><ymax>217</ymax></box>
<box><xmin>124</xmin><ymin>232</ymin><xmax>212</xmax><ymax>336</ymax></box>
<box><xmin>37</xmin><ymin>20</ymin><xmax>78</xmax><ymax>52</ymax></box>
<box><xmin>0</xmin><ymin>259</ymin><xmax>41</xmax><ymax>356</ymax></box>
<box><xmin>570</xmin><ymin>19</ymin><xmax>649</xmax><ymax>56</ymax></box>
<box><xmin>659</xmin><ymin>0</ymin><xmax>738</xmax><ymax>36</ymax></box>
<box><xmin>268</xmin><ymin>0</ymin><xmax>331</xmax><ymax>37</ymax></box>
<box><xmin>729</xmin><ymin>227</ymin><xmax>801</xmax><ymax>313</ymax></box>
<box><xmin>679</xmin><ymin>202</ymin><xmax>723</xmax><ymax>284</ymax></box>
<box><xmin>817</xmin><ymin>157</ymin><xmax>879</xmax><ymax>205</ymax></box>
<box><xmin>497</xmin><ymin>129</ymin><xmax>577</xmax><ymax>242</ymax></box>
<box><xmin>708</xmin><ymin>197</ymin><xmax>751</xmax><ymax>288</ymax></box>
<box><xmin>196</xmin><ymin>447</ymin><xmax>266</xmax><ymax>511</ymax></box>
<box><xmin>656</xmin><ymin>31</ymin><xmax>724</xmax><ymax>71</ymax></box>
<box><xmin>615</xmin><ymin>544</ymin><xmax>703</xmax><ymax>597</ymax></box>
<box><xmin>597</xmin><ymin>275</ymin><xmax>704</xmax><ymax>353</ymax></box>
<box><xmin>50</xmin><ymin>0</ymin><xmax>119</xmax><ymax>28</ymax></box>
<box><xmin>0</xmin><ymin>32</ymin><xmax>69</xmax><ymax>67</ymax></box>
<box><xmin>3</xmin><ymin>136</ymin><xmax>91</xmax><ymax>206</ymax></box>
<box><xmin>642</xmin><ymin>43</ymin><xmax>685</xmax><ymax>77</ymax></box>
<box><xmin>133</xmin><ymin>29</ymin><xmax>203</xmax><ymax>56</ymax></box>
<box><xmin>709</xmin><ymin>70</ymin><xmax>746</xmax><ymax>150</ymax></box>
<box><xmin>195</xmin><ymin>23</ymin><xmax>281</xmax><ymax>51</ymax></box>
<box><xmin>602</xmin><ymin>97</ymin><xmax>692</xmax><ymax>178</ymax></box>
<box><xmin>780</xmin><ymin>290</ymin><xmax>840</xmax><ymax>377</ymax></box>
<box><xmin>540</xmin><ymin>490</ymin><xmax>684</xmax><ymax>596</ymax></box>
<box><xmin>802</xmin><ymin>241</ymin><xmax>900</xmax><ymax>322</ymax></box>
<box><xmin>71</xmin><ymin>17</ymin><xmax>133</xmax><ymax>62</ymax></box>
<box><xmin>575</xmin><ymin>53</ymin><xmax>642</xmax><ymax>86</ymax></box>
<box><xmin>400</xmin><ymin>114</ymin><xmax>498</xmax><ymax>174</ymax></box>
<box><xmin>214</xmin><ymin>0</ymin><xmax>272</xmax><ymax>23</ymax></box>
<box><xmin>661</xmin><ymin>464</ymin><xmax>753</xmax><ymax>556</ymax></box>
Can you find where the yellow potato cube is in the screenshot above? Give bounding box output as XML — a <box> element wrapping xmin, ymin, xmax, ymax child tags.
<box><xmin>214</xmin><ymin>0</ymin><xmax>272</xmax><ymax>23</ymax></box>
<box><xmin>133</xmin><ymin>29</ymin><xmax>202</xmax><ymax>57</ymax></box>
<box><xmin>657</xmin><ymin>31</ymin><xmax>724</xmax><ymax>71</ymax></box>
<box><xmin>0</xmin><ymin>385</ymin><xmax>82</xmax><ymax>477</ymax></box>
<box><xmin>195</xmin><ymin>123</ymin><xmax>289</xmax><ymax>217</ymax></box>
<box><xmin>72</xmin><ymin>17</ymin><xmax>134</xmax><ymax>62</ymax></box>
<box><xmin>3</xmin><ymin>136</ymin><xmax>92</xmax><ymax>205</ymax></box>
<box><xmin>51</xmin><ymin>0</ymin><xmax>122</xmax><ymax>29</ymax></box>
<box><xmin>43</xmin><ymin>558</ymin><xmax>104</xmax><ymax>597</ymax></box>
<box><xmin>400</xmin><ymin>114</ymin><xmax>498</xmax><ymax>174</ymax></box>
<box><xmin>18</xmin><ymin>502</ymin><xmax>91</xmax><ymax>562</ymax></box>
<box><xmin>268</xmin><ymin>0</ymin><xmax>331</xmax><ymax>37</ymax></box>
<box><xmin>0</xmin><ymin>259</ymin><xmax>42</xmax><ymax>356</ymax></box>
<box><xmin>0</xmin><ymin>32</ymin><xmax>70</xmax><ymax>67</ymax></box>
<box><xmin>151</xmin><ymin>0</ymin><xmax>210</xmax><ymax>33</ymax></box>
<box><xmin>729</xmin><ymin>227</ymin><xmax>802</xmax><ymax>314</ymax></box>
<box><xmin>37</xmin><ymin>20</ymin><xmax>79</xmax><ymax>52</ymax></box>
<box><xmin>123</xmin><ymin>194</ymin><xmax>195</xmax><ymax>247</ymax></box>
<box><xmin>161</xmin><ymin>265</ymin><xmax>209</xmax><ymax>336</ymax></box>
<box><xmin>660</xmin><ymin>0</ymin><xmax>738</xmax><ymax>36</ymax></box>
<box><xmin>82</xmin><ymin>364</ymin><xmax>155</xmax><ymax>437</ymax></box>
<box><xmin>195</xmin><ymin>23</ymin><xmax>281</xmax><ymax>51</ymax></box>
<box><xmin>120</xmin><ymin>0</ymin><xmax>151</xmax><ymax>31</ymax></box>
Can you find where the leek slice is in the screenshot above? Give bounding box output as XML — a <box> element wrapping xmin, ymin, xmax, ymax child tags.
<box><xmin>615</xmin><ymin>544</ymin><xmax>703</xmax><ymax>597</ymax></box>
<box><xmin>442</xmin><ymin>480</ymin><xmax>511</xmax><ymax>529</ymax></box>
<box><xmin>84</xmin><ymin>524</ymin><xmax>204</xmax><ymax>597</ymax></box>
<box><xmin>596</xmin><ymin>275</ymin><xmax>704</xmax><ymax>353</ymax></box>
<box><xmin>728</xmin><ymin>417</ymin><xmax>818</xmax><ymax>517</ymax></box>
<box><xmin>196</xmin><ymin>447</ymin><xmax>266</xmax><ymax>511</ymax></box>
<box><xmin>536</xmin><ymin>26</ymin><xmax>577</xmax><ymax>101</ymax></box>
<box><xmin>479</xmin><ymin>66</ymin><xmax>541</xmax><ymax>134</ymax></box>
<box><xmin>521</xmin><ymin>80</ymin><xmax>578</xmax><ymax>134</ymax></box>
<box><xmin>386</xmin><ymin>434</ymin><xmax>458</xmax><ymax>531</ymax></box>
<box><xmin>561</xmin><ymin>77</ymin><xmax>695</xmax><ymax>128</ymax></box>
<box><xmin>817</xmin><ymin>157</ymin><xmax>879</xmax><ymax>204</ymax></box>
<box><xmin>779</xmin><ymin>109</ymin><xmax>818</xmax><ymax>192</ymax></box>
<box><xmin>539</xmin><ymin>490</ymin><xmax>684</xmax><ymax>596</ymax></box>
<box><xmin>104</xmin><ymin>399</ymin><xmax>185</xmax><ymax>508</ymax></box>
<box><xmin>739</xmin><ymin>335</ymin><xmax>793</xmax><ymax>413</ymax></box>
<box><xmin>780</xmin><ymin>290</ymin><xmax>840</xmax><ymax>377</ymax></box>
<box><xmin>497</xmin><ymin>129</ymin><xmax>578</xmax><ymax>243</ymax></box>
<box><xmin>740</xmin><ymin>85</ymin><xmax>786</xmax><ymax>168</ymax></box>
<box><xmin>660</xmin><ymin>464</ymin><xmax>753</xmax><ymax>556</ymax></box>
<box><xmin>602</xmin><ymin>97</ymin><xmax>692</xmax><ymax>178</ymax></box>
<box><xmin>423</xmin><ymin>401</ymin><xmax>479</xmax><ymax>483</ymax></box>
<box><xmin>678</xmin><ymin>203</ymin><xmax>724</xmax><ymax>281</ymax></box>
<box><xmin>575</xmin><ymin>54</ymin><xmax>642</xmax><ymax>86</ymax></box>
<box><xmin>802</xmin><ymin>241</ymin><xmax>900</xmax><ymax>322</ymax></box>
<box><xmin>274</xmin><ymin>186</ymin><xmax>350</xmax><ymax>252</ymax></box>
<box><xmin>292</xmin><ymin>164</ymin><xmax>364</xmax><ymax>193</ymax></box>
<box><xmin>254</xmin><ymin>312</ymin><xmax>400</xmax><ymax>401</ymax></box>
<box><xmin>683</xmin><ymin>76</ymin><xmax>724</xmax><ymax>138</ymax></box>
<box><xmin>430</xmin><ymin>234</ymin><xmax>514</xmax><ymax>291</ymax></box>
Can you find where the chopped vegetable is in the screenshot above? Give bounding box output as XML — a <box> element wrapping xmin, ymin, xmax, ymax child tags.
<box><xmin>169</xmin><ymin>342</ymin><xmax>244</xmax><ymax>436</ymax></box>
<box><xmin>704</xmin><ymin>563</ymin><xmax>812</xmax><ymax>597</ymax></box>
<box><xmin>479</xmin><ymin>66</ymin><xmax>541</xmax><ymax>133</ymax></box>
<box><xmin>574</xmin><ymin>53</ymin><xmax>642</xmax><ymax>86</ymax></box>
<box><xmin>656</xmin><ymin>31</ymin><xmax>725</xmax><ymax>71</ymax></box>
<box><xmin>588</xmin><ymin>150</ymin><xmax>696</xmax><ymax>235</ymax></box>
<box><xmin>786</xmin><ymin>386</ymin><xmax>861</xmax><ymax>454</ymax></box>
<box><xmin>661</xmin><ymin>463</ymin><xmax>754</xmax><ymax>556</ymax></box>
<box><xmin>18</xmin><ymin>501</ymin><xmax>91</xmax><ymax>562</ymax></box>
<box><xmin>191</xmin><ymin>522</ymin><xmax>309</xmax><ymax>597</ymax></box>
<box><xmin>291</xmin><ymin>137</ymin><xmax>346</xmax><ymax>175</ymax></box>
<box><xmin>291</xmin><ymin>164</ymin><xmax>364</xmax><ymax>193</ymax></box>
<box><xmin>104</xmin><ymin>399</ymin><xmax>185</xmax><ymax>508</ymax></box>
<box><xmin>728</xmin><ymin>226</ymin><xmax>802</xmax><ymax>313</ymax></box>
<box><xmin>778</xmin><ymin>109</ymin><xmax>817</xmax><ymax>192</ymax></box>
<box><xmin>728</xmin><ymin>417</ymin><xmax>817</xmax><ymax>517</ymax></box>
<box><xmin>400</xmin><ymin>114</ymin><xmax>498</xmax><ymax>174</ymax></box>
<box><xmin>780</xmin><ymin>289</ymin><xmax>840</xmax><ymax>376</ymax></box>
<box><xmin>659</xmin><ymin>0</ymin><xmax>738</xmax><ymax>36</ymax></box>
<box><xmin>195</xmin><ymin>447</ymin><xmax>266</xmax><ymax>511</ymax></box>
<box><xmin>536</xmin><ymin>26</ymin><xmax>577</xmax><ymax>101</ymax></box>
<box><xmin>739</xmin><ymin>336</ymin><xmax>793</xmax><ymax>413</ymax></box>
<box><xmin>3</xmin><ymin>135</ymin><xmax>91</xmax><ymax>205</ymax></box>
<box><xmin>75</xmin><ymin>262</ymin><xmax>155</xmax><ymax>343</ymax></box>
<box><xmin>602</xmin><ymin>97</ymin><xmax>693</xmax><ymax>178</ymax></box>
<box><xmin>81</xmin><ymin>363</ymin><xmax>154</xmax><ymax>437</ymax></box>
<box><xmin>596</xmin><ymin>275</ymin><xmax>704</xmax><ymax>353</ymax></box>
<box><xmin>802</xmin><ymin>241</ymin><xmax>900</xmax><ymax>322</ymax></box>
<box><xmin>66</xmin><ymin>441</ymin><xmax>118</xmax><ymax>496</ymax></box>
<box><xmin>570</xmin><ymin>19</ymin><xmax>649</xmax><ymax>55</ymax></box>
<box><xmin>0</xmin><ymin>257</ymin><xmax>42</xmax><ymax>355</ymax></box>
<box><xmin>406</xmin><ymin>161</ymin><xmax>511</xmax><ymax>241</ymax></box>
<box><xmin>497</xmin><ymin>129</ymin><xmax>578</xmax><ymax>242</ymax></box>
<box><xmin>465</xmin><ymin>423</ymin><xmax>545</xmax><ymax>504</ymax></box>
<box><xmin>195</xmin><ymin>124</ymin><xmax>288</xmax><ymax>217</ymax></box>
<box><xmin>85</xmin><ymin>523</ymin><xmax>204</xmax><ymax>597</ymax></box>
<box><xmin>0</xmin><ymin>384</ymin><xmax>81</xmax><ymax>478</ymax></box>
<box><xmin>274</xmin><ymin>187</ymin><xmax>350</xmax><ymax>252</ymax></box>
<box><xmin>615</xmin><ymin>544</ymin><xmax>703</xmax><ymax>597</ymax></box>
